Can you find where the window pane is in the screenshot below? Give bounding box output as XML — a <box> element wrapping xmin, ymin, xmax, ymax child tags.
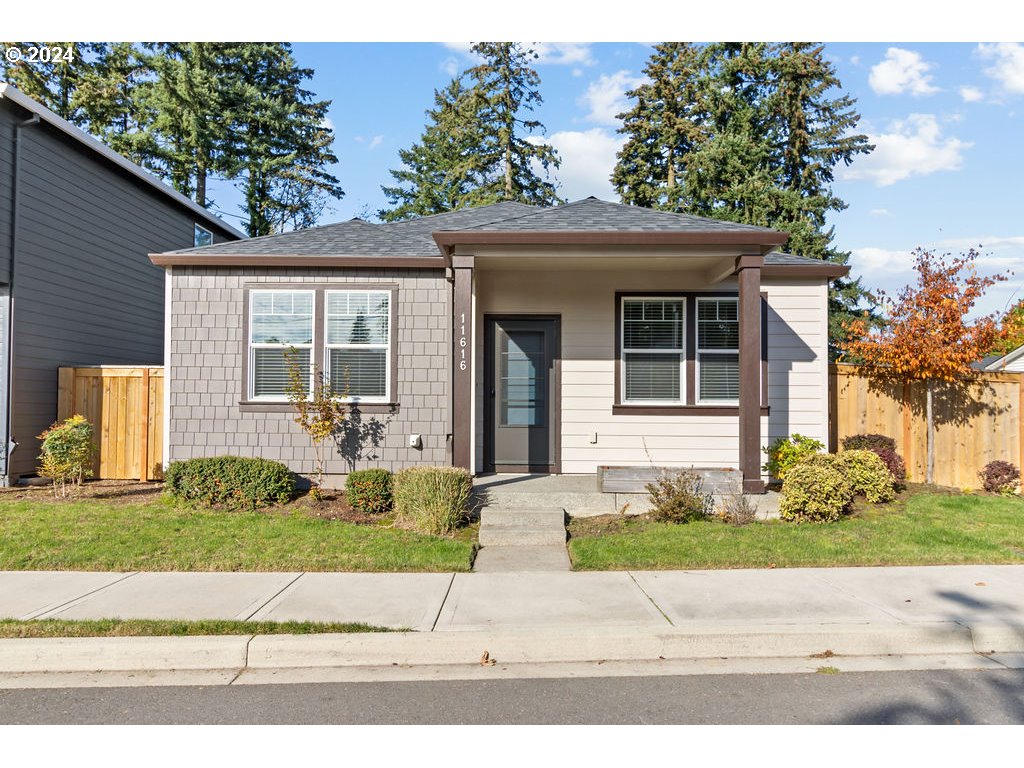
<box><xmin>623</xmin><ymin>299</ymin><xmax>683</xmax><ymax>349</ymax></box>
<box><xmin>699</xmin><ymin>352</ymin><xmax>739</xmax><ymax>401</ymax></box>
<box><xmin>624</xmin><ymin>352</ymin><xmax>681</xmax><ymax>401</ymax></box>
<box><xmin>251</xmin><ymin>292</ymin><xmax>313</xmax><ymax>344</ymax></box>
<box><xmin>327</xmin><ymin>291</ymin><xmax>390</xmax><ymax>345</ymax></box>
<box><xmin>194</xmin><ymin>224</ymin><xmax>213</xmax><ymax>247</ymax></box>
<box><xmin>698</xmin><ymin>299</ymin><xmax>739</xmax><ymax>349</ymax></box>
<box><xmin>253</xmin><ymin>348</ymin><xmax>308</xmax><ymax>398</ymax></box>
<box><xmin>500</xmin><ymin>330</ymin><xmax>544</xmax><ymax>426</ymax></box>
<box><xmin>330</xmin><ymin>349</ymin><xmax>387</xmax><ymax>398</ymax></box>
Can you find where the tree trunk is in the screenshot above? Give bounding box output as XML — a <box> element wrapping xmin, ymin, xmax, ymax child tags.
<box><xmin>504</xmin><ymin>143</ymin><xmax>513</xmax><ymax>198</ymax></box>
<box><xmin>926</xmin><ymin>378</ymin><xmax>935</xmax><ymax>485</ymax></box>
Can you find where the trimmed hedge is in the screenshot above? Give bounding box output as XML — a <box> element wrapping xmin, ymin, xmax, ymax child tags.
<box><xmin>393</xmin><ymin>466</ymin><xmax>472</xmax><ymax>535</ymax></box>
<box><xmin>779</xmin><ymin>460</ymin><xmax>853</xmax><ymax>523</ymax></box>
<box><xmin>345</xmin><ymin>469</ymin><xmax>393</xmax><ymax>514</ymax></box>
<box><xmin>164</xmin><ymin>456</ymin><xmax>295</xmax><ymax>509</ymax></box>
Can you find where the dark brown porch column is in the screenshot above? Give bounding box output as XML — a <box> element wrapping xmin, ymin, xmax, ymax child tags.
<box><xmin>452</xmin><ymin>260</ymin><xmax>474</xmax><ymax>471</ymax></box>
<box><xmin>737</xmin><ymin>254</ymin><xmax>765</xmax><ymax>493</ymax></box>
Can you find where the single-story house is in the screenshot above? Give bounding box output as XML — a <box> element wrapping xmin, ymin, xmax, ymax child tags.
<box><xmin>0</xmin><ymin>84</ymin><xmax>244</xmax><ymax>484</ymax></box>
<box><xmin>975</xmin><ymin>344</ymin><xmax>1024</xmax><ymax>373</ymax></box>
<box><xmin>151</xmin><ymin>197</ymin><xmax>847</xmax><ymax>493</ymax></box>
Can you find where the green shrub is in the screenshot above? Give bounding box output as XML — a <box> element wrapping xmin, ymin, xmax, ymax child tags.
<box><xmin>978</xmin><ymin>460</ymin><xmax>1020</xmax><ymax>495</ymax></box>
<box><xmin>842</xmin><ymin>434</ymin><xmax>906</xmax><ymax>484</ymax></box>
<box><xmin>37</xmin><ymin>414</ymin><xmax>95</xmax><ymax>497</ymax></box>
<box><xmin>393</xmin><ymin>466</ymin><xmax>472</xmax><ymax>535</ymax></box>
<box><xmin>345</xmin><ymin>469</ymin><xmax>393</xmax><ymax>514</ymax></box>
<box><xmin>164</xmin><ymin>456</ymin><xmax>295</xmax><ymax>509</ymax></box>
<box><xmin>762</xmin><ymin>434</ymin><xmax>825</xmax><ymax>480</ymax></box>
<box><xmin>779</xmin><ymin>460</ymin><xmax>853</xmax><ymax>523</ymax></box>
<box><xmin>813</xmin><ymin>450</ymin><xmax>896</xmax><ymax>504</ymax></box>
<box><xmin>645</xmin><ymin>470</ymin><xmax>714</xmax><ymax>524</ymax></box>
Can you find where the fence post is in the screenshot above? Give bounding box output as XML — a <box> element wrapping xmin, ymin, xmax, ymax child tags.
<box><xmin>902</xmin><ymin>381</ymin><xmax>912</xmax><ymax>481</ymax></box>
<box><xmin>57</xmin><ymin>368</ymin><xmax>74</xmax><ymax>421</ymax></box>
<box><xmin>139</xmin><ymin>368</ymin><xmax>150</xmax><ymax>482</ymax></box>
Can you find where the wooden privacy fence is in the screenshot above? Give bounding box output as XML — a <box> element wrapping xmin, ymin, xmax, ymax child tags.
<box><xmin>57</xmin><ymin>366</ymin><xmax>164</xmax><ymax>481</ymax></box>
<box><xmin>829</xmin><ymin>364</ymin><xmax>1024</xmax><ymax>489</ymax></box>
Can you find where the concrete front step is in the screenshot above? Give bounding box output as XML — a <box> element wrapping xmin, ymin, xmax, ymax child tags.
<box><xmin>480</xmin><ymin>508</ymin><xmax>567</xmax><ymax>526</ymax></box>
<box><xmin>478</xmin><ymin>506</ymin><xmax>568</xmax><ymax>548</ymax></box>
<box><xmin>478</xmin><ymin>527</ymin><xmax>567</xmax><ymax>547</ymax></box>
<box><xmin>472</xmin><ymin>546</ymin><xmax>571</xmax><ymax>572</ymax></box>
<box><xmin>475</xmin><ymin>491</ymin><xmax>652</xmax><ymax>514</ymax></box>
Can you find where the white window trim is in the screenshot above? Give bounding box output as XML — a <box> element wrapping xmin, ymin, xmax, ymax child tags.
<box><xmin>695</xmin><ymin>296</ymin><xmax>740</xmax><ymax>406</ymax></box>
<box><xmin>324</xmin><ymin>289</ymin><xmax>392</xmax><ymax>404</ymax></box>
<box><xmin>248</xmin><ymin>289</ymin><xmax>315</xmax><ymax>402</ymax></box>
<box><xmin>194</xmin><ymin>223</ymin><xmax>213</xmax><ymax>247</ymax></box>
<box><xmin>620</xmin><ymin>296</ymin><xmax>686</xmax><ymax>405</ymax></box>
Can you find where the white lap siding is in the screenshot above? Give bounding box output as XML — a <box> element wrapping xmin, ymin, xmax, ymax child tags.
<box><xmin>475</xmin><ymin>269</ymin><xmax>829</xmax><ymax>474</ymax></box>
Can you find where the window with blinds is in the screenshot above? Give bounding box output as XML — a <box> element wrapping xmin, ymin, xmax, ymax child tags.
<box><xmin>621</xmin><ymin>298</ymin><xmax>685</xmax><ymax>402</ymax></box>
<box><xmin>697</xmin><ymin>297</ymin><xmax>739</xmax><ymax>402</ymax></box>
<box><xmin>325</xmin><ymin>290</ymin><xmax>390</xmax><ymax>401</ymax></box>
<box><xmin>249</xmin><ymin>290</ymin><xmax>313</xmax><ymax>399</ymax></box>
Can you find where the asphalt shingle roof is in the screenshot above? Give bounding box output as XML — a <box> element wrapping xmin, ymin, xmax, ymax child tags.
<box><xmin>162</xmin><ymin>197</ymin><xmax>788</xmax><ymax>258</ymax></box>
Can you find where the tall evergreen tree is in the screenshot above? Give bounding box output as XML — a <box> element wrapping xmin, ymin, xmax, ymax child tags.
<box><xmin>612</xmin><ymin>42</ymin><xmax>875</xmax><ymax>354</ymax></box>
<box><xmin>1</xmin><ymin>41</ymin><xmax>101</xmax><ymax>122</ymax></box>
<box><xmin>72</xmin><ymin>43</ymin><xmax>158</xmax><ymax>166</ymax></box>
<box><xmin>224</xmin><ymin>43</ymin><xmax>343</xmax><ymax>236</ymax></box>
<box><xmin>380</xmin><ymin>41</ymin><xmax>561</xmax><ymax>219</ymax></box>
<box><xmin>465</xmin><ymin>42</ymin><xmax>561</xmax><ymax>206</ymax></box>
<box><xmin>379</xmin><ymin>77</ymin><xmax>484</xmax><ymax>221</ymax></box>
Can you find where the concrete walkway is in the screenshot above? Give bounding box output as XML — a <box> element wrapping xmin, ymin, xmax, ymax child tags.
<box><xmin>2</xmin><ymin>565</ymin><xmax>1023</xmax><ymax>687</ymax></box>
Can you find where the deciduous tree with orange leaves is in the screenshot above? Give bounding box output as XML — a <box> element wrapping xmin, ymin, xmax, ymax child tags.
<box><xmin>840</xmin><ymin>248</ymin><xmax>1008</xmax><ymax>484</ymax></box>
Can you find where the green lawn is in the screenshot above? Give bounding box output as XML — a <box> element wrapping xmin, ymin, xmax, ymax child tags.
<box><xmin>568</xmin><ymin>492</ymin><xmax>1024</xmax><ymax>570</ymax></box>
<box><xmin>0</xmin><ymin>496</ymin><xmax>475</xmax><ymax>572</ymax></box>
<box><xmin>0</xmin><ymin>618</ymin><xmax>394</xmax><ymax>638</ymax></box>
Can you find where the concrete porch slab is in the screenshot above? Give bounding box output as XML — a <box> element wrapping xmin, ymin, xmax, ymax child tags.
<box><xmin>248</xmin><ymin>573</ymin><xmax>454</xmax><ymax>631</ymax></box>
<box><xmin>0</xmin><ymin>571</ymin><xmax>135</xmax><ymax>620</ymax></box>
<box><xmin>433</xmin><ymin>572</ymin><xmax>668</xmax><ymax>631</ymax></box>
<box><xmin>41</xmin><ymin>572</ymin><xmax>301</xmax><ymax>622</ymax></box>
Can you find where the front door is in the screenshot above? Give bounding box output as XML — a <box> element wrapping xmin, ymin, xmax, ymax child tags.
<box><xmin>485</xmin><ymin>316</ymin><xmax>559</xmax><ymax>473</ymax></box>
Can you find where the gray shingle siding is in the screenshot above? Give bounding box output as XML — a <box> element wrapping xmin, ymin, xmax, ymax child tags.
<box><xmin>167</xmin><ymin>266</ymin><xmax>451</xmax><ymax>482</ymax></box>
<box><xmin>0</xmin><ymin>97</ymin><xmax>239</xmax><ymax>478</ymax></box>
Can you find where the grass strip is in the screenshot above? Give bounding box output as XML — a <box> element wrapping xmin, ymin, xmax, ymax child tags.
<box><xmin>0</xmin><ymin>618</ymin><xmax>397</xmax><ymax>639</ymax></box>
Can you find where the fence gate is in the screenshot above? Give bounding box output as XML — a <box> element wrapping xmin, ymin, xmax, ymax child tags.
<box><xmin>57</xmin><ymin>366</ymin><xmax>164</xmax><ymax>481</ymax></box>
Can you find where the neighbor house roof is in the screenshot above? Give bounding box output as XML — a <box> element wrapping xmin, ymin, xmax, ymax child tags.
<box><xmin>150</xmin><ymin>196</ymin><xmax>848</xmax><ymax>278</ymax></box>
<box><xmin>0</xmin><ymin>83</ymin><xmax>246</xmax><ymax>240</ymax></box>
<box><xmin>975</xmin><ymin>344</ymin><xmax>1024</xmax><ymax>371</ymax></box>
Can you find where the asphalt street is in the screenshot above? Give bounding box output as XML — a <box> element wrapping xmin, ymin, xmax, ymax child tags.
<box><xmin>2</xmin><ymin>669</ymin><xmax>1023</xmax><ymax>724</ymax></box>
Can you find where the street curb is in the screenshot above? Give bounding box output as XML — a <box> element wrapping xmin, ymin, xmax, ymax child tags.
<box><xmin>2</xmin><ymin>623</ymin><xmax>1023</xmax><ymax>675</ymax></box>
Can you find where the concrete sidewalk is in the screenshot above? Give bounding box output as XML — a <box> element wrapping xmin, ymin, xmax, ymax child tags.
<box><xmin>2</xmin><ymin>565</ymin><xmax>1023</xmax><ymax>686</ymax></box>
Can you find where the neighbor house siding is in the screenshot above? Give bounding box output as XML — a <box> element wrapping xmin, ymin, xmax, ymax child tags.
<box><xmin>1</xmin><ymin>97</ymin><xmax>238</xmax><ymax>477</ymax></box>
<box><xmin>475</xmin><ymin>268</ymin><xmax>829</xmax><ymax>474</ymax></box>
<box><xmin>166</xmin><ymin>266</ymin><xmax>451</xmax><ymax>482</ymax></box>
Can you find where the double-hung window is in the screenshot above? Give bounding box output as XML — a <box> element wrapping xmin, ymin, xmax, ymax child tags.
<box><xmin>621</xmin><ymin>297</ymin><xmax>685</xmax><ymax>403</ymax></box>
<box><xmin>248</xmin><ymin>290</ymin><xmax>314</xmax><ymax>399</ymax></box>
<box><xmin>325</xmin><ymin>290</ymin><xmax>391</xmax><ymax>402</ymax></box>
<box><xmin>697</xmin><ymin>297</ymin><xmax>739</xmax><ymax>403</ymax></box>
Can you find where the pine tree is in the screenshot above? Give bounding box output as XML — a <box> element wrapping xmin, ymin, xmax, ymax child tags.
<box><xmin>379</xmin><ymin>77</ymin><xmax>485</xmax><ymax>221</ymax></box>
<box><xmin>224</xmin><ymin>43</ymin><xmax>343</xmax><ymax>236</ymax></box>
<box><xmin>465</xmin><ymin>42</ymin><xmax>562</xmax><ymax>206</ymax></box>
<box><xmin>1</xmin><ymin>42</ymin><xmax>101</xmax><ymax>122</ymax></box>
<box><xmin>72</xmin><ymin>43</ymin><xmax>158</xmax><ymax>166</ymax></box>
<box><xmin>612</xmin><ymin>42</ymin><xmax>875</xmax><ymax>355</ymax></box>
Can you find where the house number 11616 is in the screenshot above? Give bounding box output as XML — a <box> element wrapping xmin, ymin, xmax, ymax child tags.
<box><xmin>459</xmin><ymin>313</ymin><xmax>467</xmax><ymax>371</ymax></box>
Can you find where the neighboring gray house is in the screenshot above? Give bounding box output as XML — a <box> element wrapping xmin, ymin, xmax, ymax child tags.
<box><xmin>0</xmin><ymin>84</ymin><xmax>243</xmax><ymax>484</ymax></box>
<box><xmin>975</xmin><ymin>344</ymin><xmax>1024</xmax><ymax>373</ymax></box>
<box><xmin>153</xmin><ymin>197</ymin><xmax>847</xmax><ymax>493</ymax></box>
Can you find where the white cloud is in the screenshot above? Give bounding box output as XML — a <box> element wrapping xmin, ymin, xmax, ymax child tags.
<box><xmin>869</xmin><ymin>48</ymin><xmax>939</xmax><ymax>96</ymax></box>
<box><xmin>440</xmin><ymin>56</ymin><xmax>459</xmax><ymax>77</ymax></box>
<box><xmin>541</xmin><ymin>128</ymin><xmax>623</xmax><ymax>201</ymax></box>
<box><xmin>368</xmin><ymin>135</ymin><xmax>383</xmax><ymax>150</ymax></box>
<box><xmin>581</xmin><ymin>70</ymin><xmax>645</xmax><ymax>125</ymax></box>
<box><xmin>959</xmin><ymin>85</ymin><xmax>984</xmax><ymax>103</ymax></box>
<box><xmin>320</xmin><ymin>117</ymin><xmax>335</xmax><ymax>131</ymax></box>
<box><xmin>850</xmin><ymin>55</ymin><xmax>861</xmax><ymax>66</ymax></box>
<box><xmin>978</xmin><ymin>42</ymin><xmax>1024</xmax><ymax>94</ymax></box>
<box><xmin>870</xmin><ymin>208</ymin><xmax>890</xmax><ymax>216</ymax></box>
<box><xmin>841</xmin><ymin>114</ymin><xmax>971</xmax><ymax>186</ymax></box>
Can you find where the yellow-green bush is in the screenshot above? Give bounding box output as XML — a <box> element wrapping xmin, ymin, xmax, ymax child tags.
<box><xmin>393</xmin><ymin>466</ymin><xmax>472</xmax><ymax>535</ymax></box>
<box><xmin>779</xmin><ymin>460</ymin><xmax>853</xmax><ymax>523</ymax></box>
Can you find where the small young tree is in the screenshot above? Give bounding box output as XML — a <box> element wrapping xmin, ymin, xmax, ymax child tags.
<box><xmin>284</xmin><ymin>347</ymin><xmax>347</xmax><ymax>501</ymax></box>
<box><xmin>841</xmin><ymin>248</ymin><xmax>1007</xmax><ymax>483</ymax></box>
<box><xmin>988</xmin><ymin>299</ymin><xmax>1024</xmax><ymax>359</ymax></box>
<box><xmin>37</xmin><ymin>414</ymin><xmax>95</xmax><ymax>497</ymax></box>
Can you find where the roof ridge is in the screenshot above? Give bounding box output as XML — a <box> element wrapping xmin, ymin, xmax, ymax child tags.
<box><xmin>383</xmin><ymin>200</ymin><xmax>537</xmax><ymax>228</ymax></box>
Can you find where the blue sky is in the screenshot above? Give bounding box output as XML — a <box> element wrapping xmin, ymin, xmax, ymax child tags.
<box><xmin>199</xmin><ymin>42</ymin><xmax>1024</xmax><ymax>318</ymax></box>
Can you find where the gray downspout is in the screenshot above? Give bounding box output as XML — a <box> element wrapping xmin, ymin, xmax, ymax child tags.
<box><xmin>4</xmin><ymin>111</ymin><xmax>40</xmax><ymax>485</ymax></box>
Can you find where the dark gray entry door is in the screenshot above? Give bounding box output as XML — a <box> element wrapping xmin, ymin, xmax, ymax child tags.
<box><xmin>485</xmin><ymin>317</ymin><xmax>558</xmax><ymax>472</ymax></box>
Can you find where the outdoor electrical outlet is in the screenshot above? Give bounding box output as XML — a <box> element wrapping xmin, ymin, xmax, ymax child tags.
<box><xmin>409</xmin><ymin>434</ymin><xmax>422</xmax><ymax>449</ymax></box>
<box><xmin>590</xmin><ymin>432</ymin><xmax>598</xmax><ymax>444</ymax></box>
